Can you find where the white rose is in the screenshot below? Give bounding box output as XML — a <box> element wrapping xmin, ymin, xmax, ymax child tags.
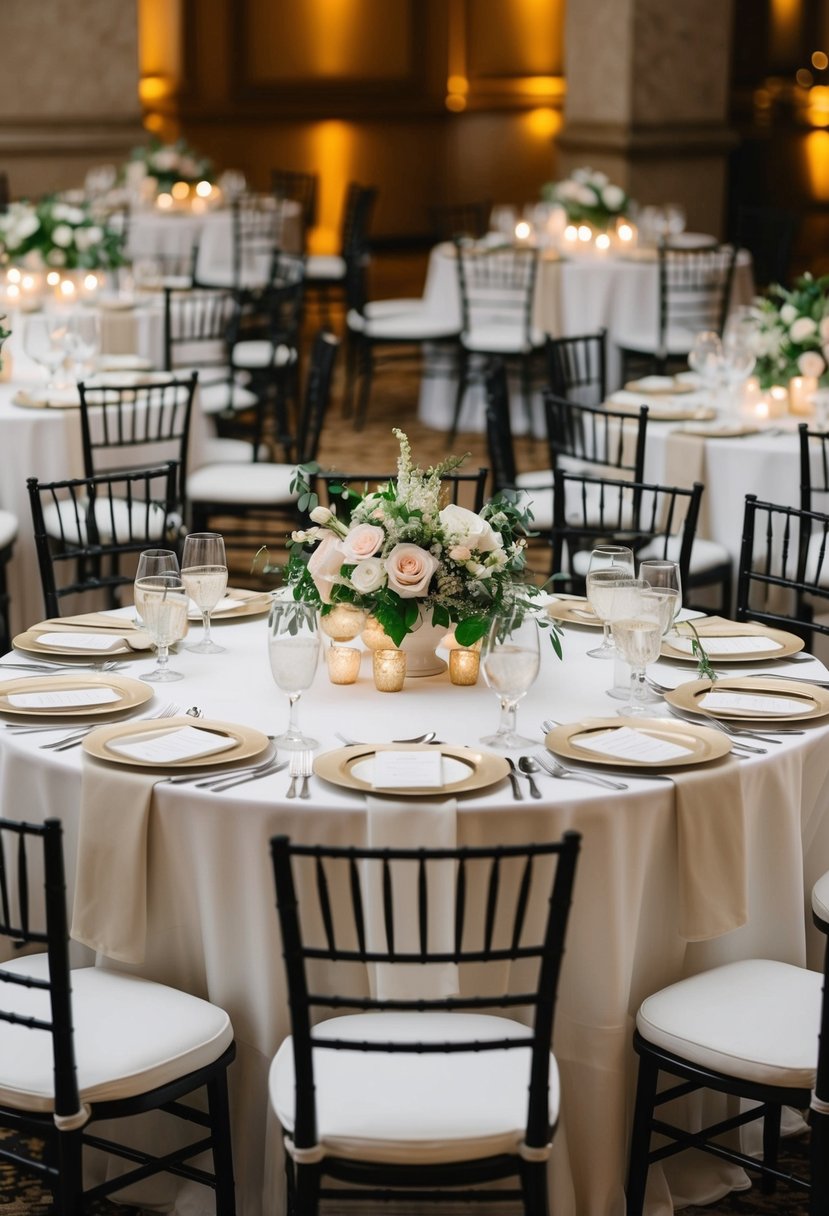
<box><xmin>601</xmin><ymin>184</ymin><xmax>626</xmax><ymax>211</ymax></box>
<box><xmin>309</xmin><ymin>505</ymin><xmax>334</xmax><ymax>525</ymax></box>
<box><xmin>51</xmin><ymin>203</ymin><xmax>73</xmax><ymax>222</ymax></box>
<box><xmin>152</xmin><ymin>149</ymin><xmax>179</xmax><ymax>172</ymax></box>
<box><xmin>576</xmin><ymin>184</ymin><xmax>597</xmax><ymax>207</ymax></box>
<box><xmin>572</xmin><ymin>168</ymin><xmax>591</xmax><ymax>184</ymax></box>
<box><xmin>589</xmin><ymin>170</ymin><xmax>609</xmax><ymax>188</ymax></box>
<box><xmin>790</xmin><ymin>316</ymin><xmax>818</xmax><ymax>344</ymax></box>
<box><xmin>798</xmin><ymin>350</ymin><xmax>825</xmax><ymax>377</ymax></box>
<box><xmin>341</xmin><ymin>523</ymin><xmax>384</xmax><ymax>562</ymax></box>
<box><xmin>820</xmin><ymin>316</ymin><xmax>829</xmax><ymax>343</ymax></box>
<box><xmin>46</xmin><ymin>249</ymin><xmax>66</xmax><ymax>266</ymax></box>
<box><xmin>306</xmin><ymin>534</ymin><xmax>344</xmax><ymax>604</ymax></box>
<box><xmin>439</xmin><ymin>503</ymin><xmax>499</xmax><ymax>552</ymax></box>
<box><xmin>349</xmin><ymin>558</ymin><xmax>386</xmax><ymax>593</ymax></box>
<box><xmin>51</xmin><ymin>224</ymin><xmax>74</xmax><ymax>248</ymax></box>
<box><xmin>779</xmin><ymin>303</ymin><xmax>798</xmax><ymax>325</ymax></box>
<box><xmin>13</xmin><ymin>213</ymin><xmax>40</xmax><ymax>243</ymax></box>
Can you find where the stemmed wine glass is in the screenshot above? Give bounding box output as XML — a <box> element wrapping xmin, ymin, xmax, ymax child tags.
<box><xmin>134</xmin><ymin>549</ymin><xmax>180</xmax><ymax>627</ymax></box>
<box><xmin>687</xmin><ymin>331</ymin><xmax>724</xmax><ymax>407</ymax></box>
<box><xmin>611</xmin><ymin>589</ymin><xmax>666</xmax><ymax>716</ymax></box>
<box><xmin>480</xmin><ymin>601</ymin><xmax>541</xmax><ymax>749</ymax></box>
<box><xmin>133</xmin><ymin>574</ymin><xmax>189</xmax><ymax>682</ymax></box>
<box><xmin>268</xmin><ymin>600</ymin><xmax>322</xmax><ymax>751</ymax></box>
<box><xmin>585</xmin><ymin>546</ymin><xmax>635</xmax><ymax>658</ymax></box>
<box><xmin>638</xmin><ymin>559</ymin><xmax>682</xmax><ymax>635</ymax></box>
<box><xmin>720</xmin><ymin>308</ymin><xmax>757</xmax><ymax>414</ymax></box>
<box><xmin>64</xmin><ymin>311</ymin><xmax>101</xmax><ymax>381</ymax></box>
<box><xmin>181</xmin><ymin>533</ymin><xmax>229</xmax><ymax>655</ymax></box>
<box><xmin>23</xmin><ymin>313</ymin><xmax>70</xmax><ymax>390</ymax></box>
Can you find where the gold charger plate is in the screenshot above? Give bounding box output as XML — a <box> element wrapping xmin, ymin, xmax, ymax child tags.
<box><xmin>547</xmin><ymin>599</ymin><xmax>602</xmax><ymax>628</ymax></box>
<box><xmin>187</xmin><ymin>588</ymin><xmax>272</xmax><ymax>623</ymax></box>
<box><xmin>0</xmin><ymin>674</ymin><xmax>152</xmax><ymax>718</ymax></box>
<box><xmin>83</xmin><ymin>716</ymin><xmax>270</xmax><ymax>769</ymax></box>
<box><xmin>665</xmin><ymin>677</ymin><xmax>829</xmax><ymax>723</ymax></box>
<box><xmin>608</xmin><ymin>398</ymin><xmax>716</xmax><ymax>423</ymax></box>
<box><xmin>314</xmin><ymin>743</ymin><xmax>510</xmax><ymax>797</ymax></box>
<box><xmin>13</xmin><ymin>629</ymin><xmax>152</xmax><ymax>659</ymax></box>
<box><xmin>624</xmin><ymin>377</ymin><xmax>696</xmax><ymax>396</ymax></box>
<box><xmin>545</xmin><ymin>716</ymin><xmax>731</xmax><ymax>769</ymax></box>
<box><xmin>661</xmin><ymin>625</ymin><xmax>804</xmax><ymax>664</ymax></box>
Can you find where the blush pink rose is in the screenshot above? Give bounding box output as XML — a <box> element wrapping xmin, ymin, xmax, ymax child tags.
<box><xmin>341</xmin><ymin>523</ymin><xmax>384</xmax><ymax>562</ymax></box>
<box><xmin>385</xmin><ymin>543</ymin><xmax>439</xmax><ymax>598</ymax></box>
<box><xmin>307</xmin><ymin>533</ymin><xmax>344</xmax><ymax>604</ymax></box>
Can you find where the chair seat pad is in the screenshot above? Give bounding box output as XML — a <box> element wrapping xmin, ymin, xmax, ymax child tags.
<box><xmin>813</xmin><ymin>871</ymin><xmax>829</xmax><ymax>930</ymax></box>
<box><xmin>638</xmin><ymin>534</ymin><xmax>730</xmax><ymax>576</ymax></box>
<box><xmin>201</xmin><ymin>437</ymin><xmax>271</xmax><ymax>464</ymax></box>
<box><xmin>347</xmin><ymin>308</ymin><xmax>459</xmax><ymax>342</ymax></box>
<box><xmin>232</xmin><ymin>340</ymin><xmax>296</xmax><ymax>371</ymax></box>
<box><xmin>462</xmin><ymin>325</ymin><xmax>545</xmax><ymax>355</ymax></box>
<box><xmin>365</xmin><ymin>298</ymin><xmax>427</xmax><ymax>318</ymax></box>
<box><xmin>637</xmin><ymin>959</ymin><xmax>822</xmax><ymax>1088</ymax></box>
<box><xmin>199</xmin><ymin>381</ymin><xmax>259</xmax><ymax>416</ymax></box>
<box><xmin>616</xmin><ymin>326</ymin><xmax>698</xmax><ymax>357</ymax></box>
<box><xmin>306</xmin><ymin>254</ymin><xmax>347</xmax><ymax>281</ymax></box>
<box><xmin>187</xmin><ymin>462</ymin><xmax>296</xmax><ymax>505</ymax></box>
<box><xmin>513</xmin><ymin>473</ymin><xmax>554</xmax><ymax>529</ymax></box>
<box><xmin>43</xmin><ymin>497</ymin><xmax>169</xmax><ymax>546</ymax></box>
<box><xmin>0</xmin><ymin>954</ymin><xmax>233</xmax><ymax>1113</ymax></box>
<box><xmin>0</xmin><ymin>510</ymin><xmax>18</xmax><ymax>550</ymax></box>
<box><xmin>270</xmin><ymin>1011</ymin><xmax>558</xmax><ymax>1166</ymax></box>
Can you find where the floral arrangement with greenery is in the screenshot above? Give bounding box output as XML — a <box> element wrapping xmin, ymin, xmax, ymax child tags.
<box><xmin>283</xmin><ymin>430</ymin><xmax>561</xmax><ymax>652</ymax></box>
<box><xmin>127</xmin><ymin>138</ymin><xmax>213</xmax><ymax>192</ymax></box>
<box><xmin>0</xmin><ymin>197</ymin><xmax>124</xmax><ymax>271</ymax></box>
<box><xmin>541</xmin><ymin>166</ymin><xmax>630</xmax><ymax>230</ymax></box>
<box><xmin>748</xmin><ymin>273</ymin><xmax>829</xmax><ymax>388</ymax></box>
<box><xmin>0</xmin><ymin>315</ymin><xmax>8</xmax><ymax>370</ymax></box>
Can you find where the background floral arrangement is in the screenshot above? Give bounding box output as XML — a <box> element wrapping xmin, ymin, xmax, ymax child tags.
<box><xmin>748</xmin><ymin>273</ymin><xmax>829</xmax><ymax>388</ymax></box>
<box><xmin>542</xmin><ymin>166</ymin><xmax>630</xmax><ymax>229</ymax></box>
<box><xmin>284</xmin><ymin>430</ymin><xmax>560</xmax><ymax>650</ymax></box>
<box><xmin>0</xmin><ymin>197</ymin><xmax>124</xmax><ymax>270</ymax></box>
<box><xmin>127</xmin><ymin>138</ymin><xmax>213</xmax><ymax>192</ymax></box>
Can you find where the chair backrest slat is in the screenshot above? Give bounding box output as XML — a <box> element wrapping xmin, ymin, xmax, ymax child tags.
<box><xmin>349</xmin><ymin>856</ymin><xmax>366</xmax><ymax>956</ymax></box>
<box><xmin>483</xmin><ymin>856</ymin><xmax>500</xmax><ymax>956</ymax></box>
<box><xmin>546</xmin><ymin>330</ymin><xmax>607</xmax><ymax>406</ymax></box>
<box><xmin>315</xmin><ymin>857</ymin><xmax>336</xmax><ymax>954</ymax></box>
<box><xmin>545</xmin><ymin>393</ymin><xmax>648</xmax><ymax>484</ymax></box>
<box><xmin>382</xmin><ymin>857</ymin><xmax>395</xmax><ymax>957</ymax></box>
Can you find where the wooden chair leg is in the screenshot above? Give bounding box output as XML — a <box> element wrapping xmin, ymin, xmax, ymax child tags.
<box><xmin>208</xmin><ymin>1070</ymin><xmax>237</xmax><ymax>1215</ymax></box>
<box><xmin>626</xmin><ymin>1052</ymin><xmax>660</xmax><ymax>1216</ymax></box>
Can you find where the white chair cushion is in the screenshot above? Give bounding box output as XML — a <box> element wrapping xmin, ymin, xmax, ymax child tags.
<box><xmin>186</xmin><ymin>461</ymin><xmax>296</xmax><ymax>505</ymax></box>
<box><xmin>637</xmin><ymin>534</ymin><xmax>729</xmax><ymax>576</ymax></box>
<box><xmin>306</xmin><ymin>254</ymin><xmax>347</xmax><ymax>281</ymax></box>
<box><xmin>636</xmin><ymin>959</ymin><xmax>822</xmax><ymax>1088</ymax></box>
<box><xmin>616</xmin><ymin>325</ymin><xmax>698</xmax><ymax>357</ymax></box>
<box><xmin>202</xmin><ymin>437</ymin><xmax>270</xmax><ymax>464</ymax></box>
<box><xmin>365</xmin><ymin>298</ymin><xmax>426</xmax><ymax>318</ymax></box>
<box><xmin>813</xmin><ymin>870</ymin><xmax>829</xmax><ymax>930</ymax></box>
<box><xmin>347</xmin><ymin>308</ymin><xmax>459</xmax><ymax>342</ymax></box>
<box><xmin>270</xmin><ymin>1011</ymin><xmax>558</xmax><ymax>1166</ymax></box>
<box><xmin>199</xmin><ymin>381</ymin><xmax>259</xmax><ymax>416</ymax></box>
<box><xmin>462</xmin><ymin>325</ymin><xmax>545</xmax><ymax>355</ymax></box>
<box><xmin>0</xmin><ymin>954</ymin><xmax>233</xmax><ymax>1113</ymax></box>
<box><xmin>43</xmin><ymin>497</ymin><xmax>169</xmax><ymax>545</ymax></box>
<box><xmin>0</xmin><ymin>510</ymin><xmax>18</xmax><ymax>549</ymax></box>
<box><xmin>513</xmin><ymin>473</ymin><xmax>554</xmax><ymax>530</ymax></box>
<box><xmin>232</xmin><ymin>341</ymin><xmax>296</xmax><ymax>371</ymax></box>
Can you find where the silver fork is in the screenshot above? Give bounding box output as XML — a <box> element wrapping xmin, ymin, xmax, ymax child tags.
<box><xmin>533</xmin><ymin>751</ymin><xmax>629</xmax><ymax>791</ymax></box>
<box><xmin>1</xmin><ymin>659</ymin><xmax>126</xmax><ymax>675</ymax></box>
<box><xmin>665</xmin><ymin>706</ymin><xmax>767</xmax><ymax>754</ymax></box>
<box><xmin>335</xmin><ymin>731</ymin><xmax>437</xmax><ymax>746</ymax></box>
<box><xmin>286</xmin><ymin>751</ymin><xmax>303</xmax><ymax>799</ymax></box>
<box><xmin>42</xmin><ymin>702</ymin><xmax>181</xmax><ymax>751</ymax></box>
<box><xmin>298</xmin><ymin>750</ymin><xmax>314</xmax><ymax>799</ymax></box>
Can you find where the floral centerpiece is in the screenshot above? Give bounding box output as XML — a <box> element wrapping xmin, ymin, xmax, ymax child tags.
<box><xmin>541</xmin><ymin>166</ymin><xmax>629</xmax><ymax>230</ymax></box>
<box><xmin>0</xmin><ymin>315</ymin><xmax>8</xmax><ymax>370</ymax></box>
<box><xmin>127</xmin><ymin>138</ymin><xmax>213</xmax><ymax>193</ymax></box>
<box><xmin>283</xmin><ymin>430</ymin><xmax>561</xmax><ymax>655</ymax></box>
<box><xmin>0</xmin><ymin>197</ymin><xmax>124</xmax><ymax>271</ymax></box>
<box><xmin>748</xmin><ymin>273</ymin><xmax>829</xmax><ymax>388</ymax></box>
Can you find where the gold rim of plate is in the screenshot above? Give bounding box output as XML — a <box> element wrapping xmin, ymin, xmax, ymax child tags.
<box><xmin>665</xmin><ymin>677</ymin><xmax>829</xmax><ymax>723</ymax></box>
<box><xmin>0</xmin><ymin>674</ymin><xmax>153</xmax><ymax>718</ymax></box>
<box><xmin>187</xmin><ymin>587</ymin><xmax>272</xmax><ymax>623</ymax></box>
<box><xmin>12</xmin><ymin>629</ymin><xmax>152</xmax><ymax>658</ymax></box>
<box><xmin>623</xmin><ymin>378</ymin><xmax>696</xmax><ymax>396</ymax></box>
<box><xmin>314</xmin><ymin>743</ymin><xmax>510</xmax><ymax>797</ymax></box>
<box><xmin>547</xmin><ymin>600</ymin><xmax>602</xmax><ymax>628</ymax></box>
<box><xmin>83</xmin><ymin>716</ymin><xmax>271</xmax><ymax>769</ymax></box>
<box><xmin>545</xmin><ymin>716</ymin><xmax>731</xmax><ymax>769</ymax></box>
<box><xmin>661</xmin><ymin>625</ymin><xmax>804</xmax><ymax>663</ymax></box>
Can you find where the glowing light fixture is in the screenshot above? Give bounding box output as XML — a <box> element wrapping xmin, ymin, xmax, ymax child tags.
<box><xmin>195</xmin><ymin>180</ymin><xmax>212</xmax><ymax>198</ymax></box>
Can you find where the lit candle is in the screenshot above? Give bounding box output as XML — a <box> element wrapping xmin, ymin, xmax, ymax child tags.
<box><xmin>46</xmin><ymin>271</ymin><xmax>61</xmax><ymax>287</ymax></box>
<box><xmin>59</xmin><ymin>279</ymin><xmax>76</xmax><ymax>299</ymax></box>
<box><xmin>195</xmin><ymin>180</ymin><xmax>212</xmax><ymax>198</ymax></box>
<box><xmin>595</xmin><ymin>232</ymin><xmax>611</xmax><ymax>254</ymax></box>
<box><xmin>373</xmin><ymin>648</ymin><xmax>407</xmax><ymax>692</ymax></box>
<box><xmin>326</xmin><ymin>646</ymin><xmax>361</xmax><ymax>685</ymax></box>
<box><xmin>449</xmin><ymin>648</ymin><xmax>480</xmax><ymax>686</ymax></box>
<box><xmin>321</xmin><ymin>604</ymin><xmax>366</xmax><ymax>642</ymax></box>
<box><xmin>563</xmin><ymin>224</ymin><xmax>578</xmax><ymax>247</ymax></box>
<box><xmin>617</xmin><ymin>221</ymin><xmax>635</xmax><ymax>243</ymax></box>
<box><xmin>6</xmin><ymin>268</ymin><xmax>21</xmax><ymax>285</ymax></box>
<box><xmin>514</xmin><ymin>220</ymin><xmax>532</xmax><ymax>243</ymax></box>
<box><xmin>789</xmin><ymin>375</ymin><xmax>817</xmax><ymax>416</ymax></box>
<box><xmin>171</xmin><ymin>180</ymin><xmax>190</xmax><ymax>202</ymax></box>
<box><xmin>156</xmin><ymin>193</ymin><xmax>173</xmax><ymax>210</ymax></box>
<box><xmin>577</xmin><ymin>224</ymin><xmax>592</xmax><ymax>243</ymax></box>
<box><xmin>755</xmin><ymin>400</ymin><xmax>770</xmax><ymax>420</ymax></box>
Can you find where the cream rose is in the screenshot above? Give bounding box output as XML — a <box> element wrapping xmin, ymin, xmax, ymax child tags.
<box><xmin>341</xmin><ymin>523</ymin><xmax>384</xmax><ymax>562</ymax></box>
<box><xmin>349</xmin><ymin>558</ymin><xmax>386</xmax><ymax>593</ymax></box>
<box><xmin>820</xmin><ymin>316</ymin><xmax>829</xmax><ymax>343</ymax></box>
<box><xmin>439</xmin><ymin>503</ymin><xmax>499</xmax><ymax>552</ymax></box>
<box><xmin>798</xmin><ymin>350</ymin><xmax>825</xmax><ymax>378</ymax></box>
<box><xmin>790</xmin><ymin>316</ymin><xmax>818</xmax><ymax>344</ymax></box>
<box><xmin>601</xmin><ymin>184</ymin><xmax>625</xmax><ymax>211</ymax></box>
<box><xmin>780</xmin><ymin>303</ymin><xmax>798</xmax><ymax>326</ymax></box>
<box><xmin>306</xmin><ymin>534</ymin><xmax>344</xmax><ymax>604</ymax></box>
<box><xmin>385</xmin><ymin>543</ymin><xmax>439</xmax><ymax>598</ymax></box>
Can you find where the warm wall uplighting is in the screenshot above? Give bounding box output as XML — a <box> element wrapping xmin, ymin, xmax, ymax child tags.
<box><xmin>446</xmin><ymin>93</ymin><xmax>467</xmax><ymax>112</ymax></box>
<box><xmin>306</xmin><ymin>120</ymin><xmax>356</xmax><ymax>254</ymax></box>
<box><xmin>447</xmin><ymin>75</ymin><xmax>468</xmax><ymax>95</ymax></box>
<box><xmin>523</xmin><ymin>107</ymin><xmax>562</xmax><ymax>139</ymax></box>
<box><xmin>770</xmin><ymin>0</ymin><xmax>804</xmax><ymax>63</ymax></box>
<box><xmin>139</xmin><ymin>74</ymin><xmax>173</xmax><ymax>104</ymax></box>
<box><xmin>804</xmin><ymin>129</ymin><xmax>829</xmax><ymax>198</ymax></box>
<box><xmin>806</xmin><ymin>85</ymin><xmax>829</xmax><ymax>126</ymax></box>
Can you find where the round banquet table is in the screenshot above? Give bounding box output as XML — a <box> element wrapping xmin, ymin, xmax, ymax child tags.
<box><xmin>416</xmin><ymin>242</ymin><xmax>755</xmax><ymax>436</ymax></box>
<box><xmin>1</xmin><ymin>609</ymin><xmax>828</xmax><ymax>1216</ymax></box>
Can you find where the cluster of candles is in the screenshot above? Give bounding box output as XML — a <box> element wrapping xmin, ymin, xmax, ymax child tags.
<box><xmin>155</xmin><ymin>180</ymin><xmax>220</xmax><ymax>215</ymax></box>
<box><xmin>740</xmin><ymin>375</ymin><xmax>818</xmax><ymax>420</ymax></box>
<box><xmin>511</xmin><ymin>213</ymin><xmax>638</xmax><ymax>256</ymax></box>
<box><xmin>3</xmin><ymin>266</ymin><xmax>104</xmax><ymax>310</ymax></box>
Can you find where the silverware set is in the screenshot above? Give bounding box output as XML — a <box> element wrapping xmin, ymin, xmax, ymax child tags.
<box><xmin>0</xmin><ymin>659</ymin><xmax>127</xmax><ymax>675</ymax></box>
<box><xmin>287</xmin><ymin>750</ymin><xmax>314</xmax><ymax>799</ymax></box>
<box><xmin>38</xmin><ymin>702</ymin><xmax>182</xmax><ymax>751</ymax></box>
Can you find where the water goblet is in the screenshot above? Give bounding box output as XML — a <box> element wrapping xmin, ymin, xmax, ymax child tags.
<box><xmin>638</xmin><ymin>559</ymin><xmax>682</xmax><ymax>633</ymax></box>
<box><xmin>585</xmin><ymin>545</ymin><xmax>635</xmax><ymax>659</ymax></box>
<box><xmin>687</xmin><ymin>330</ymin><xmax>725</xmax><ymax>406</ymax></box>
<box><xmin>480</xmin><ymin>603</ymin><xmax>541</xmax><ymax>750</ymax></box>
<box><xmin>268</xmin><ymin>600</ymin><xmax>321</xmax><ymax>751</ymax></box>
<box><xmin>181</xmin><ymin>532</ymin><xmax>228</xmax><ymax>655</ymax></box>
<box><xmin>64</xmin><ymin>310</ymin><xmax>101</xmax><ymax>381</ymax></box>
<box><xmin>134</xmin><ymin>574</ymin><xmax>189</xmax><ymax>683</ymax></box>
<box><xmin>23</xmin><ymin>313</ymin><xmax>70</xmax><ymax>390</ymax></box>
<box><xmin>611</xmin><ymin>592</ymin><xmax>665</xmax><ymax>717</ymax></box>
<box><xmin>134</xmin><ymin>549</ymin><xmax>180</xmax><ymax>627</ymax></box>
<box><xmin>720</xmin><ymin>308</ymin><xmax>757</xmax><ymax>414</ymax></box>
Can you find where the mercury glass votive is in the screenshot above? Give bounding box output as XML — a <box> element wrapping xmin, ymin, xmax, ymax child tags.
<box><xmin>320</xmin><ymin>604</ymin><xmax>366</xmax><ymax>642</ymax></box>
<box><xmin>373</xmin><ymin>648</ymin><xmax>407</xmax><ymax>692</ymax></box>
<box><xmin>449</xmin><ymin>647</ymin><xmax>480</xmax><ymax>686</ymax></box>
<box><xmin>326</xmin><ymin>645</ymin><xmax>361</xmax><ymax>685</ymax></box>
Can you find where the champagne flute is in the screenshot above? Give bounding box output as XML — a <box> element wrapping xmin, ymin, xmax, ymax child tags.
<box><xmin>268</xmin><ymin>600</ymin><xmax>321</xmax><ymax>750</ymax></box>
<box><xmin>480</xmin><ymin>602</ymin><xmax>541</xmax><ymax>749</ymax></box>
<box><xmin>181</xmin><ymin>533</ymin><xmax>228</xmax><ymax>655</ymax></box>
<box><xmin>585</xmin><ymin>545</ymin><xmax>635</xmax><ymax>658</ymax></box>
<box><xmin>611</xmin><ymin>590</ymin><xmax>665</xmax><ymax>716</ymax></box>
<box><xmin>134</xmin><ymin>574</ymin><xmax>188</xmax><ymax>682</ymax></box>
<box><xmin>134</xmin><ymin>549</ymin><xmax>180</xmax><ymax>627</ymax></box>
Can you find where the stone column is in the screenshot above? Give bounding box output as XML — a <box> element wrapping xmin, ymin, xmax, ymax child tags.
<box><xmin>559</xmin><ymin>0</ymin><xmax>737</xmax><ymax>236</ymax></box>
<box><xmin>0</xmin><ymin>0</ymin><xmax>144</xmax><ymax>199</ymax></box>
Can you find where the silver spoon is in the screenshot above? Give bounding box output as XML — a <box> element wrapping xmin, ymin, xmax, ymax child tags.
<box><xmin>518</xmin><ymin>756</ymin><xmax>543</xmax><ymax>798</ymax></box>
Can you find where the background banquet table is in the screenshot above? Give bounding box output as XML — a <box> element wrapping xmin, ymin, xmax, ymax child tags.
<box><xmin>1</xmin><ymin>611</ymin><xmax>828</xmax><ymax>1216</ymax></box>
<box><xmin>416</xmin><ymin>242</ymin><xmax>755</xmax><ymax>435</ymax></box>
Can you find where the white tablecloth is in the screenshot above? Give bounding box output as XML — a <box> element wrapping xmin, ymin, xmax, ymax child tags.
<box><xmin>417</xmin><ymin>243</ymin><xmax>755</xmax><ymax>435</ymax></box>
<box><xmin>0</xmin><ymin>613</ymin><xmax>827</xmax><ymax>1215</ymax></box>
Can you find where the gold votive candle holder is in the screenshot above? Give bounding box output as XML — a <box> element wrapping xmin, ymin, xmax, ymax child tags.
<box><xmin>449</xmin><ymin>647</ymin><xmax>480</xmax><ymax>686</ymax></box>
<box><xmin>373</xmin><ymin>648</ymin><xmax>407</xmax><ymax>692</ymax></box>
<box><xmin>326</xmin><ymin>645</ymin><xmax>361</xmax><ymax>685</ymax></box>
<box><xmin>320</xmin><ymin>604</ymin><xmax>366</xmax><ymax>642</ymax></box>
